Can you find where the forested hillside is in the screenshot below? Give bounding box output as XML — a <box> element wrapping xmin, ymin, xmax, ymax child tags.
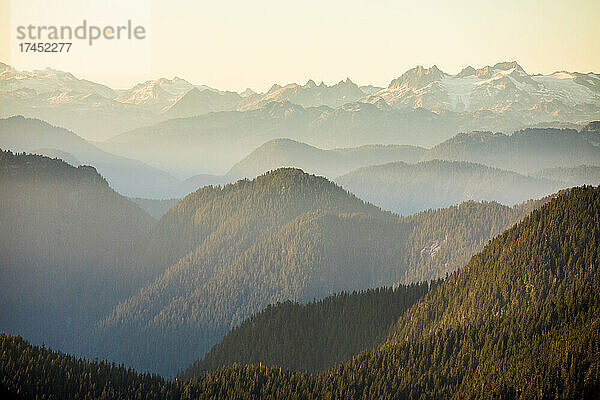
<box><xmin>0</xmin><ymin>150</ymin><xmax>154</xmax><ymax>352</ymax></box>
<box><xmin>90</xmin><ymin>168</ymin><xmax>395</xmax><ymax>375</ymax></box>
<box><xmin>0</xmin><ymin>334</ymin><xmax>179</xmax><ymax>400</ymax></box>
<box><xmin>336</xmin><ymin>159</ymin><xmax>561</xmax><ymax>215</ymax></box>
<box><xmin>187</xmin><ymin>185</ymin><xmax>600</xmax><ymax>398</ymax></box>
<box><xmin>90</xmin><ymin>168</ymin><xmax>552</xmax><ymax>375</ymax></box>
<box><xmin>181</xmin><ymin>282</ymin><xmax>437</xmax><ymax>379</ymax></box>
<box><xmin>421</xmin><ymin>127</ymin><xmax>600</xmax><ymax>173</ymax></box>
<box><xmin>3</xmin><ymin>186</ymin><xmax>597</xmax><ymax>399</ymax></box>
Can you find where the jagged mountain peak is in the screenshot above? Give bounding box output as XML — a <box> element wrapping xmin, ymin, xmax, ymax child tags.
<box><xmin>238</xmin><ymin>76</ymin><xmax>364</xmax><ymax>110</ymax></box>
<box><xmin>493</xmin><ymin>60</ymin><xmax>527</xmax><ymax>74</ymax></box>
<box><xmin>475</xmin><ymin>65</ymin><xmax>494</xmax><ymax>78</ymax></box>
<box><xmin>305</xmin><ymin>79</ymin><xmax>317</xmax><ymax>88</ymax></box>
<box><xmin>135</xmin><ymin>76</ymin><xmax>192</xmax><ymax>91</ymax></box>
<box><xmin>388</xmin><ymin>65</ymin><xmax>447</xmax><ymax>90</ymax></box>
<box><xmin>240</xmin><ymin>88</ymin><xmax>257</xmax><ymax>97</ymax></box>
<box><xmin>475</xmin><ymin>61</ymin><xmax>527</xmax><ymax>79</ymax></box>
<box><xmin>455</xmin><ymin>66</ymin><xmax>476</xmax><ymax>78</ymax></box>
<box><xmin>268</xmin><ymin>83</ymin><xmax>282</xmax><ymax>93</ymax></box>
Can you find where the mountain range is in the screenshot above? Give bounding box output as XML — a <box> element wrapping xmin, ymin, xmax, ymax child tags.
<box><xmin>3</xmin><ymin>114</ymin><xmax>598</xmax><ymax>204</ymax></box>
<box><xmin>1</xmin><ymin>185</ymin><xmax>597</xmax><ymax>399</ymax></box>
<box><xmin>422</xmin><ymin>124</ymin><xmax>600</xmax><ymax>173</ymax></box>
<box><xmin>368</xmin><ymin>62</ymin><xmax>600</xmax><ymax>118</ymax></box>
<box><xmin>97</xmin><ymin>101</ymin><xmax>465</xmax><ymax>176</ymax></box>
<box><xmin>86</xmin><ymin>168</ymin><xmax>553</xmax><ymax>375</ymax></box>
<box><xmin>0</xmin><ymin>116</ymin><xmax>179</xmax><ymax>197</ymax></box>
<box><xmin>180</xmin><ymin>185</ymin><xmax>599</xmax><ymax>399</ymax></box>
<box><xmin>237</xmin><ymin>78</ymin><xmax>365</xmax><ymax>110</ymax></box>
<box><xmin>2</xmin><ymin>61</ymin><xmax>598</xmax><ymax>144</ymax></box>
<box><xmin>96</xmin><ymin>107</ymin><xmax>600</xmax><ymax>179</ymax></box>
<box><xmin>2</xmin><ymin>58</ymin><xmax>600</xmax><ymax>397</ymax></box>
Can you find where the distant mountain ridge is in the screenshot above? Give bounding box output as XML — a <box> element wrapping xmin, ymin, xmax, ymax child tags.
<box><xmin>421</xmin><ymin>125</ymin><xmax>600</xmax><ymax>173</ymax></box>
<box><xmin>0</xmin><ymin>116</ymin><xmax>179</xmax><ymax>198</ymax></box>
<box><xmin>532</xmin><ymin>164</ymin><xmax>600</xmax><ymax>187</ymax></box>
<box><xmin>89</xmin><ymin>168</ymin><xmax>553</xmax><ymax>375</ymax></box>
<box><xmin>2</xmin><ymin>61</ymin><xmax>598</xmax><ymax>142</ymax></box>
<box><xmin>162</xmin><ymin>87</ymin><xmax>241</xmax><ymax>119</ymax></box>
<box><xmin>237</xmin><ymin>78</ymin><xmax>365</xmax><ymax>110</ymax></box>
<box><xmin>227</xmin><ymin>138</ymin><xmax>426</xmax><ymax>179</ymax></box>
<box><xmin>96</xmin><ymin>101</ymin><xmax>472</xmax><ymax>176</ymax></box>
<box><xmin>368</xmin><ymin>61</ymin><xmax>600</xmax><ymax>120</ymax></box>
<box><xmin>1</xmin><ymin>186</ymin><xmax>598</xmax><ymax>398</ymax></box>
<box><xmin>335</xmin><ymin>159</ymin><xmax>563</xmax><ymax>215</ymax></box>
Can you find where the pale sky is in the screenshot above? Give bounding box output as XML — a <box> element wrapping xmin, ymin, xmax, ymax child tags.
<box><xmin>0</xmin><ymin>0</ymin><xmax>599</xmax><ymax>92</ymax></box>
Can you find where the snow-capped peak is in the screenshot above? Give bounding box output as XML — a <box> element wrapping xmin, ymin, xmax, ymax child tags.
<box><xmin>367</xmin><ymin>61</ymin><xmax>599</xmax><ymax>114</ymax></box>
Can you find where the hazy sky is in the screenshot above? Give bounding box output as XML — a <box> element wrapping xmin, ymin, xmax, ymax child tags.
<box><xmin>1</xmin><ymin>0</ymin><xmax>599</xmax><ymax>91</ymax></box>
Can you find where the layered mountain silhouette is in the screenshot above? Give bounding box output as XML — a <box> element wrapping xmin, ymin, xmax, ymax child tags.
<box><xmin>98</xmin><ymin>101</ymin><xmax>322</xmax><ymax>175</ymax></box>
<box><xmin>0</xmin><ymin>150</ymin><xmax>154</xmax><ymax>352</ymax></box>
<box><xmin>2</xmin><ymin>186</ymin><xmax>597</xmax><ymax>399</ymax></box>
<box><xmin>98</xmin><ymin>102</ymin><xmax>463</xmax><ymax>176</ymax></box>
<box><xmin>179</xmin><ymin>186</ymin><xmax>599</xmax><ymax>398</ymax></box>
<box><xmin>0</xmin><ymin>116</ymin><xmax>179</xmax><ymax>197</ymax></box>
<box><xmin>88</xmin><ymin>168</ymin><xmax>552</xmax><ymax>375</ymax></box>
<box><xmin>237</xmin><ymin>78</ymin><xmax>365</xmax><ymax>110</ymax></box>
<box><xmin>335</xmin><ymin>159</ymin><xmax>563</xmax><ymax>215</ymax></box>
<box><xmin>3</xmin><ymin>61</ymin><xmax>598</xmax><ymax>144</ymax></box>
<box><xmin>421</xmin><ymin>126</ymin><xmax>600</xmax><ymax>173</ymax></box>
<box><xmin>532</xmin><ymin>164</ymin><xmax>600</xmax><ymax>187</ymax></box>
<box><xmin>227</xmin><ymin>138</ymin><xmax>425</xmax><ymax>179</ymax></box>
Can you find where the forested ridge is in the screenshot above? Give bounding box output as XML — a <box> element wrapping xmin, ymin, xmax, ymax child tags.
<box><xmin>335</xmin><ymin>159</ymin><xmax>561</xmax><ymax>215</ymax></box>
<box><xmin>181</xmin><ymin>282</ymin><xmax>438</xmax><ymax>379</ymax></box>
<box><xmin>0</xmin><ymin>149</ymin><xmax>154</xmax><ymax>352</ymax></box>
<box><xmin>91</xmin><ymin>168</ymin><xmax>552</xmax><ymax>375</ymax></box>
<box><xmin>0</xmin><ymin>333</ymin><xmax>180</xmax><ymax>400</ymax></box>
<box><xmin>1</xmin><ymin>151</ymin><xmax>556</xmax><ymax>377</ymax></box>
<box><xmin>189</xmin><ymin>185</ymin><xmax>600</xmax><ymax>399</ymax></box>
<box><xmin>421</xmin><ymin>127</ymin><xmax>600</xmax><ymax>173</ymax></box>
<box><xmin>1</xmin><ymin>185</ymin><xmax>598</xmax><ymax>399</ymax></box>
